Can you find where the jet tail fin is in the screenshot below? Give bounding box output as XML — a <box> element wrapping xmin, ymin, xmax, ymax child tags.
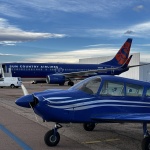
<box><xmin>101</xmin><ymin>38</ymin><xmax>132</xmax><ymax>66</ymax></box>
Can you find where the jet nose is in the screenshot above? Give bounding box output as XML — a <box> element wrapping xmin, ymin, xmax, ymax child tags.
<box><xmin>15</xmin><ymin>94</ymin><xmax>34</xmax><ymax>108</ymax></box>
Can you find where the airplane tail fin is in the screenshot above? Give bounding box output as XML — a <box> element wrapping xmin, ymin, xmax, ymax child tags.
<box><xmin>101</xmin><ymin>38</ymin><xmax>132</xmax><ymax>66</ymax></box>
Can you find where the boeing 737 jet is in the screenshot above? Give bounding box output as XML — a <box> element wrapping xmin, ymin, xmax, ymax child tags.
<box><xmin>1</xmin><ymin>38</ymin><xmax>134</xmax><ymax>86</ymax></box>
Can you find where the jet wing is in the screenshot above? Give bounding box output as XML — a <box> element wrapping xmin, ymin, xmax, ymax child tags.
<box><xmin>91</xmin><ymin>113</ymin><xmax>150</xmax><ymax>123</ymax></box>
<box><xmin>63</xmin><ymin>66</ymin><xmax>120</xmax><ymax>78</ymax></box>
<box><xmin>63</xmin><ymin>55</ymin><xmax>133</xmax><ymax>78</ymax></box>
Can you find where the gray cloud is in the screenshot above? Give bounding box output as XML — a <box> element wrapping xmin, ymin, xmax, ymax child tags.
<box><xmin>124</xmin><ymin>30</ymin><xmax>134</xmax><ymax>35</ymax></box>
<box><xmin>0</xmin><ymin>18</ymin><xmax>66</xmax><ymax>45</ymax></box>
<box><xmin>133</xmin><ymin>5</ymin><xmax>144</xmax><ymax>12</ymax></box>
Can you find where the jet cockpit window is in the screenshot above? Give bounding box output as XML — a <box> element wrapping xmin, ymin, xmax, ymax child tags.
<box><xmin>146</xmin><ymin>88</ymin><xmax>150</xmax><ymax>97</ymax></box>
<box><xmin>126</xmin><ymin>83</ymin><xmax>143</xmax><ymax>97</ymax></box>
<box><xmin>69</xmin><ymin>76</ymin><xmax>101</xmax><ymax>95</ymax></box>
<box><xmin>100</xmin><ymin>81</ymin><xmax>124</xmax><ymax>96</ymax></box>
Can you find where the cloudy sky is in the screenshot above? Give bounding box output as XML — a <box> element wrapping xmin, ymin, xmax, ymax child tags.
<box><xmin>0</xmin><ymin>0</ymin><xmax>150</xmax><ymax>63</ymax></box>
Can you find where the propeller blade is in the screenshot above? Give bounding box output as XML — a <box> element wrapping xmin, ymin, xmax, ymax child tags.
<box><xmin>29</xmin><ymin>102</ymin><xmax>39</xmax><ymax>122</ymax></box>
<box><xmin>18</xmin><ymin>84</ymin><xmax>39</xmax><ymax>122</ymax></box>
<box><xmin>21</xmin><ymin>84</ymin><xmax>29</xmax><ymax>96</ymax></box>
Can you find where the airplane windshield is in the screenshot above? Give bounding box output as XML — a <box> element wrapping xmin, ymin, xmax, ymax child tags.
<box><xmin>69</xmin><ymin>76</ymin><xmax>101</xmax><ymax>95</ymax></box>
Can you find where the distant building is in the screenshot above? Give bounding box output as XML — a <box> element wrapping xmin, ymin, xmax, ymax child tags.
<box><xmin>79</xmin><ymin>53</ymin><xmax>150</xmax><ymax>82</ymax></box>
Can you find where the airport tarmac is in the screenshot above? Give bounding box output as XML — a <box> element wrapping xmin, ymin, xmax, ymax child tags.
<box><xmin>0</xmin><ymin>83</ymin><xmax>145</xmax><ymax>150</ymax></box>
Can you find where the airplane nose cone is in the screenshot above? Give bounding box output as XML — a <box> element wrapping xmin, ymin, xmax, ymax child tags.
<box><xmin>15</xmin><ymin>94</ymin><xmax>33</xmax><ymax>108</ymax></box>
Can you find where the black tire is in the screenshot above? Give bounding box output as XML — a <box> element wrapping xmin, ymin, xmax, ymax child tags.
<box><xmin>44</xmin><ymin>129</ymin><xmax>60</xmax><ymax>146</ymax></box>
<box><xmin>68</xmin><ymin>81</ymin><xmax>74</xmax><ymax>86</ymax></box>
<box><xmin>83</xmin><ymin>123</ymin><xmax>95</xmax><ymax>131</ymax></box>
<box><xmin>142</xmin><ymin>137</ymin><xmax>150</xmax><ymax>150</ymax></box>
<box><xmin>10</xmin><ymin>84</ymin><xmax>15</xmax><ymax>88</ymax></box>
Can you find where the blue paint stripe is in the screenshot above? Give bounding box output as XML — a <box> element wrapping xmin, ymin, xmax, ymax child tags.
<box><xmin>0</xmin><ymin>124</ymin><xmax>32</xmax><ymax>150</ymax></box>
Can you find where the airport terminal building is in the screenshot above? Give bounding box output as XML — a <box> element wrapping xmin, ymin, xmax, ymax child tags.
<box><xmin>79</xmin><ymin>53</ymin><xmax>150</xmax><ymax>82</ymax></box>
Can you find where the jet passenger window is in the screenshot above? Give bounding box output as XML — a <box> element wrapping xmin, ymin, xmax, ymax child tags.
<box><xmin>126</xmin><ymin>83</ymin><xmax>143</xmax><ymax>97</ymax></box>
<box><xmin>146</xmin><ymin>88</ymin><xmax>150</xmax><ymax>97</ymax></box>
<box><xmin>100</xmin><ymin>81</ymin><xmax>124</xmax><ymax>96</ymax></box>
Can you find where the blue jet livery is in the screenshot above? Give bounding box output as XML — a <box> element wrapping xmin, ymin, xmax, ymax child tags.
<box><xmin>1</xmin><ymin>38</ymin><xmax>134</xmax><ymax>86</ymax></box>
<box><xmin>16</xmin><ymin>75</ymin><xmax>150</xmax><ymax>150</ymax></box>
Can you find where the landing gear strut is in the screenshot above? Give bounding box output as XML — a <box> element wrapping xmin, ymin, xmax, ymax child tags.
<box><xmin>142</xmin><ymin>123</ymin><xmax>150</xmax><ymax>150</ymax></box>
<box><xmin>44</xmin><ymin>123</ymin><xmax>62</xmax><ymax>146</ymax></box>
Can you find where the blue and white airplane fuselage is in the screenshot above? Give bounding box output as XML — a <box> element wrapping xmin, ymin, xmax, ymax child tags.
<box><xmin>16</xmin><ymin>75</ymin><xmax>150</xmax><ymax>149</ymax></box>
<box><xmin>3</xmin><ymin>63</ymin><xmax>127</xmax><ymax>77</ymax></box>
<box><xmin>1</xmin><ymin>38</ymin><xmax>133</xmax><ymax>85</ymax></box>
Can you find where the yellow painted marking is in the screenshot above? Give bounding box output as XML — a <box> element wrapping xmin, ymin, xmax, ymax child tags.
<box><xmin>82</xmin><ymin>138</ymin><xmax>120</xmax><ymax>144</ymax></box>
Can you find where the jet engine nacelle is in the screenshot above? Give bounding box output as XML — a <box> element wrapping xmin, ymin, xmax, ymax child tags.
<box><xmin>46</xmin><ymin>74</ymin><xmax>66</xmax><ymax>85</ymax></box>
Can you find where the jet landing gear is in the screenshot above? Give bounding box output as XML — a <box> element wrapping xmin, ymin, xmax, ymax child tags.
<box><xmin>44</xmin><ymin>123</ymin><xmax>62</xmax><ymax>146</ymax></box>
<box><xmin>142</xmin><ymin>123</ymin><xmax>150</xmax><ymax>150</ymax></box>
<box><xmin>83</xmin><ymin>123</ymin><xmax>95</xmax><ymax>131</ymax></box>
<box><xmin>68</xmin><ymin>81</ymin><xmax>74</xmax><ymax>86</ymax></box>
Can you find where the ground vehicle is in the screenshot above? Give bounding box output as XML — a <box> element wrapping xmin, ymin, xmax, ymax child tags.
<box><xmin>0</xmin><ymin>77</ymin><xmax>22</xmax><ymax>88</ymax></box>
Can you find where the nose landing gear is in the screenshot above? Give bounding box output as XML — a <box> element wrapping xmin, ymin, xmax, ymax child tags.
<box><xmin>44</xmin><ymin>123</ymin><xmax>62</xmax><ymax>146</ymax></box>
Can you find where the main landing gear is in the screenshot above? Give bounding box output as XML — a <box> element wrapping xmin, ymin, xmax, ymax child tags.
<box><xmin>142</xmin><ymin>123</ymin><xmax>150</xmax><ymax>150</ymax></box>
<box><xmin>44</xmin><ymin>123</ymin><xmax>62</xmax><ymax>146</ymax></box>
<box><xmin>68</xmin><ymin>81</ymin><xmax>74</xmax><ymax>86</ymax></box>
<box><xmin>83</xmin><ymin>123</ymin><xmax>95</xmax><ymax>131</ymax></box>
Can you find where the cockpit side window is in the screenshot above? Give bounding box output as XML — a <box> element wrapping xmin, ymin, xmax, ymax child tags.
<box><xmin>126</xmin><ymin>83</ymin><xmax>143</xmax><ymax>97</ymax></box>
<box><xmin>77</xmin><ymin>77</ymin><xmax>101</xmax><ymax>95</ymax></box>
<box><xmin>100</xmin><ymin>81</ymin><xmax>124</xmax><ymax>96</ymax></box>
<box><xmin>146</xmin><ymin>88</ymin><xmax>150</xmax><ymax>97</ymax></box>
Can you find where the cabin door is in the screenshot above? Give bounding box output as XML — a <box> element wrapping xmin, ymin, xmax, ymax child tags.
<box><xmin>111</xmin><ymin>66</ymin><xmax>114</xmax><ymax>75</ymax></box>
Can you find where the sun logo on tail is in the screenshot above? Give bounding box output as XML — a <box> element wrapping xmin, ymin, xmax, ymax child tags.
<box><xmin>115</xmin><ymin>42</ymin><xmax>131</xmax><ymax>65</ymax></box>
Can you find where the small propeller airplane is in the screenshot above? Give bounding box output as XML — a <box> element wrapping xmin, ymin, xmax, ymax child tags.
<box><xmin>16</xmin><ymin>75</ymin><xmax>150</xmax><ymax>150</ymax></box>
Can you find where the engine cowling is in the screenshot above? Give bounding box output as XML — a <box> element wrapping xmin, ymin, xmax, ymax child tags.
<box><xmin>46</xmin><ymin>74</ymin><xmax>66</xmax><ymax>85</ymax></box>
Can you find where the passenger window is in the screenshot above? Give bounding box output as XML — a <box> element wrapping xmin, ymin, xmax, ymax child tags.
<box><xmin>146</xmin><ymin>88</ymin><xmax>150</xmax><ymax>97</ymax></box>
<box><xmin>126</xmin><ymin>83</ymin><xmax>143</xmax><ymax>97</ymax></box>
<box><xmin>100</xmin><ymin>81</ymin><xmax>124</xmax><ymax>96</ymax></box>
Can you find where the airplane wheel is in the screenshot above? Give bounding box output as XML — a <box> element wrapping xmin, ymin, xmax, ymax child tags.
<box><xmin>44</xmin><ymin>129</ymin><xmax>60</xmax><ymax>146</ymax></box>
<box><xmin>68</xmin><ymin>81</ymin><xmax>74</xmax><ymax>86</ymax></box>
<box><xmin>83</xmin><ymin>123</ymin><xmax>95</xmax><ymax>131</ymax></box>
<box><xmin>141</xmin><ymin>136</ymin><xmax>150</xmax><ymax>150</ymax></box>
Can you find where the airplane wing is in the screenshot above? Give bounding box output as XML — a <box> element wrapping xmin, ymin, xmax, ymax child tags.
<box><xmin>63</xmin><ymin>66</ymin><xmax>120</xmax><ymax>78</ymax></box>
<box><xmin>63</xmin><ymin>55</ymin><xmax>150</xmax><ymax>78</ymax></box>
<box><xmin>91</xmin><ymin>113</ymin><xmax>150</xmax><ymax>123</ymax></box>
<box><xmin>63</xmin><ymin>56</ymin><xmax>133</xmax><ymax>78</ymax></box>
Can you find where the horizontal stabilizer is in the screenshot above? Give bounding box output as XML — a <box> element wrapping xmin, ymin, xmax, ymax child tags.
<box><xmin>128</xmin><ymin>62</ymin><xmax>150</xmax><ymax>68</ymax></box>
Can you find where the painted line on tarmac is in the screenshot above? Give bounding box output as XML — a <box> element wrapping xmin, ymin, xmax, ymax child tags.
<box><xmin>0</xmin><ymin>124</ymin><xmax>32</xmax><ymax>150</ymax></box>
<box><xmin>82</xmin><ymin>138</ymin><xmax>120</xmax><ymax>144</ymax></box>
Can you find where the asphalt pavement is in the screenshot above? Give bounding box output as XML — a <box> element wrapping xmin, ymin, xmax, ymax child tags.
<box><xmin>0</xmin><ymin>83</ymin><xmax>145</xmax><ymax>150</ymax></box>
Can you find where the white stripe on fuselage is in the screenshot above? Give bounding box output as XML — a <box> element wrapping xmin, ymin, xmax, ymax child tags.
<box><xmin>46</xmin><ymin>98</ymin><xmax>150</xmax><ymax>110</ymax></box>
